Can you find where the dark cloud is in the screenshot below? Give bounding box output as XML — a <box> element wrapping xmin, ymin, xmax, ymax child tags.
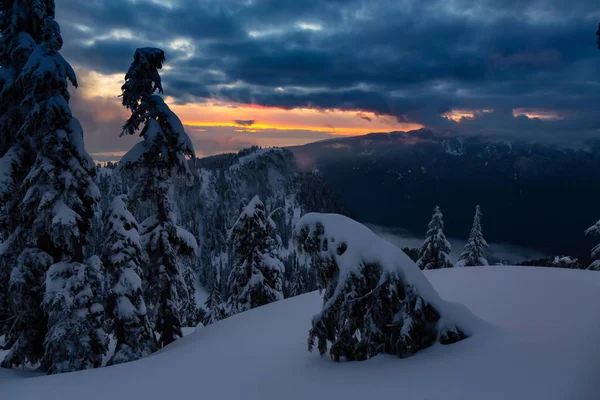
<box><xmin>233</xmin><ymin>120</ymin><xmax>256</xmax><ymax>127</ymax></box>
<box><xmin>55</xmin><ymin>0</ymin><xmax>600</xmax><ymax>145</ymax></box>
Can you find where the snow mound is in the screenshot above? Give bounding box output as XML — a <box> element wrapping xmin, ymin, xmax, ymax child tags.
<box><xmin>295</xmin><ymin>213</ymin><xmax>484</xmax><ymax>337</ymax></box>
<box><xmin>3</xmin><ymin>267</ymin><xmax>599</xmax><ymax>399</ymax></box>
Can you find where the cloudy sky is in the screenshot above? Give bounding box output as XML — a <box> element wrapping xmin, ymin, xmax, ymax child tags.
<box><xmin>56</xmin><ymin>0</ymin><xmax>600</xmax><ymax>160</ymax></box>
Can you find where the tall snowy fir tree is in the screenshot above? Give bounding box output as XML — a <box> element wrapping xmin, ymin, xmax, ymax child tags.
<box><xmin>0</xmin><ymin>0</ymin><xmax>47</xmax><ymax>345</ymax></box>
<box><xmin>103</xmin><ymin>195</ymin><xmax>156</xmax><ymax>364</ymax></box>
<box><xmin>0</xmin><ymin>1</ymin><xmax>104</xmax><ymax>372</ymax></box>
<box><xmin>227</xmin><ymin>196</ymin><xmax>284</xmax><ymax>314</ymax></box>
<box><xmin>416</xmin><ymin>206</ymin><xmax>452</xmax><ymax>270</ymax></box>
<box><xmin>118</xmin><ymin>48</ymin><xmax>198</xmax><ymax>347</ymax></box>
<box><xmin>585</xmin><ymin>218</ymin><xmax>600</xmax><ymax>270</ymax></box>
<box><xmin>456</xmin><ymin>205</ymin><xmax>489</xmax><ymax>267</ymax></box>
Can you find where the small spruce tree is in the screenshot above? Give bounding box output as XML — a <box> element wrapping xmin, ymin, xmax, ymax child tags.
<box><xmin>103</xmin><ymin>195</ymin><xmax>157</xmax><ymax>365</ymax></box>
<box><xmin>118</xmin><ymin>48</ymin><xmax>198</xmax><ymax>347</ymax></box>
<box><xmin>227</xmin><ymin>196</ymin><xmax>284</xmax><ymax>314</ymax></box>
<box><xmin>289</xmin><ymin>257</ymin><xmax>308</xmax><ymax>298</ymax></box>
<box><xmin>456</xmin><ymin>205</ymin><xmax>489</xmax><ymax>267</ymax></box>
<box><xmin>203</xmin><ymin>278</ymin><xmax>227</xmax><ymax>326</ymax></box>
<box><xmin>416</xmin><ymin>206</ymin><xmax>452</xmax><ymax>270</ymax></box>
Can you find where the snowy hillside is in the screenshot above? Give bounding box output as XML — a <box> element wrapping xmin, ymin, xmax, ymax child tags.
<box><xmin>3</xmin><ymin>267</ymin><xmax>599</xmax><ymax>400</ymax></box>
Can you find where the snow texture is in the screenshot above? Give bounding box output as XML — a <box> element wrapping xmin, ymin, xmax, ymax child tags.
<box><xmin>2</xmin><ymin>267</ymin><xmax>599</xmax><ymax>400</ymax></box>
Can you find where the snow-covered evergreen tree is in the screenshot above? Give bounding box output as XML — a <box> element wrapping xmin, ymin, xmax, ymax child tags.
<box><xmin>103</xmin><ymin>195</ymin><xmax>156</xmax><ymax>365</ymax></box>
<box><xmin>585</xmin><ymin>218</ymin><xmax>600</xmax><ymax>270</ymax></box>
<box><xmin>0</xmin><ymin>2</ymin><xmax>101</xmax><ymax>370</ymax></box>
<box><xmin>203</xmin><ymin>278</ymin><xmax>226</xmax><ymax>326</ymax></box>
<box><xmin>227</xmin><ymin>196</ymin><xmax>284</xmax><ymax>314</ymax></box>
<box><xmin>296</xmin><ymin>213</ymin><xmax>469</xmax><ymax>362</ymax></box>
<box><xmin>416</xmin><ymin>206</ymin><xmax>452</xmax><ymax>270</ymax></box>
<box><xmin>43</xmin><ymin>256</ymin><xmax>108</xmax><ymax>374</ymax></box>
<box><xmin>456</xmin><ymin>205</ymin><xmax>488</xmax><ymax>267</ymax></box>
<box><xmin>118</xmin><ymin>48</ymin><xmax>197</xmax><ymax>347</ymax></box>
<box><xmin>0</xmin><ymin>0</ymin><xmax>47</xmax><ymax>342</ymax></box>
<box><xmin>180</xmin><ymin>265</ymin><xmax>203</xmax><ymax>327</ymax></box>
<box><xmin>1</xmin><ymin>249</ymin><xmax>52</xmax><ymax>367</ymax></box>
<box><xmin>289</xmin><ymin>255</ymin><xmax>308</xmax><ymax>298</ymax></box>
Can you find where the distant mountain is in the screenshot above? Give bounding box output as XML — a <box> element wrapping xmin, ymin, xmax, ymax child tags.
<box><xmin>289</xmin><ymin>129</ymin><xmax>600</xmax><ymax>259</ymax></box>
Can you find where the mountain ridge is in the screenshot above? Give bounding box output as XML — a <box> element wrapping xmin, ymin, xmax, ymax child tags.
<box><xmin>288</xmin><ymin>129</ymin><xmax>600</xmax><ymax>259</ymax></box>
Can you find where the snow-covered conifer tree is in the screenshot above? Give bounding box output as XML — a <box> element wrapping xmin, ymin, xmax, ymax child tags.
<box><xmin>118</xmin><ymin>48</ymin><xmax>198</xmax><ymax>347</ymax></box>
<box><xmin>0</xmin><ymin>0</ymin><xmax>46</xmax><ymax>342</ymax></box>
<box><xmin>103</xmin><ymin>195</ymin><xmax>156</xmax><ymax>365</ymax></box>
<box><xmin>416</xmin><ymin>206</ymin><xmax>452</xmax><ymax>270</ymax></box>
<box><xmin>585</xmin><ymin>218</ymin><xmax>600</xmax><ymax>270</ymax></box>
<box><xmin>456</xmin><ymin>205</ymin><xmax>488</xmax><ymax>267</ymax></box>
<box><xmin>227</xmin><ymin>196</ymin><xmax>283</xmax><ymax>314</ymax></box>
<box><xmin>43</xmin><ymin>256</ymin><xmax>108</xmax><ymax>374</ymax></box>
<box><xmin>180</xmin><ymin>265</ymin><xmax>203</xmax><ymax>327</ymax></box>
<box><xmin>296</xmin><ymin>213</ymin><xmax>470</xmax><ymax>362</ymax></box>
<box><xmin>289</xmin><ymin>257</ymin><xmax>308</xmax><ymax>298</ymax></box>
<box><xmin>1</xmin><ymin>249</ymin><xmax>52</xmax><ymax>366</ymax></box>
<box><xmin>203</xmin><ymin>278</ymin><xmax>226</xmax><ymax>326</ymax></box>
<box><xmin>0</xmin><ymin>3</ymin><xmax>102</xmax><ymax>370</ymax></box>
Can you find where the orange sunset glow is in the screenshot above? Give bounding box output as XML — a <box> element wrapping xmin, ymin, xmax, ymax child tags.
<box><xmin>76</xmin><ymin>67</ymin><xmax>422</xmax><ymax>154</ymax></box>
<box><xmin>169</xmin><ymin>101</ymin><xmax>422</xmax><ymax>137</ymax></box>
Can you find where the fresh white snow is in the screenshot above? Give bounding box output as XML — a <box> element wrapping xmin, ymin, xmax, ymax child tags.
<box><xmin>2</xmin><ymin>267</ymin><xmax>599</xmax><ymax>399</ymax></box>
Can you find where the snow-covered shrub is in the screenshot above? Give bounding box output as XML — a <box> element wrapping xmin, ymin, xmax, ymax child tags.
<box><xmin>296</xmin><ymin>213</ymin><xmax>476</xmax><ymax>361</ymax></box>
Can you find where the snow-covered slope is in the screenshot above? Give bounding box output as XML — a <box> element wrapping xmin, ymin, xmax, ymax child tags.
<box><xmin>3</xmin><ymin>267</ymin><xmax>599</xmax><ymax>400</ymax></box>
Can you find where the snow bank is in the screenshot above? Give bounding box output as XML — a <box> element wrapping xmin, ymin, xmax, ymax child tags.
<box><xmin>3</xmin><ymin>267</ymin><xmax>599</xmax><ymax>400</ymax></box>
<box><xmin>295</xmin><ymin>213</ymin><xmax>485</xmax><ymax>336</ymax></box>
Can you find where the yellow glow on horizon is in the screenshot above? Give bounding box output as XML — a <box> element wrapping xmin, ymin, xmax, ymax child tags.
<box><xmin>170</xmin><ymin>102</ymin><xmax>421</xmax><ymax>136</ymax></box>
<box><xmin>76</xmin><ymin>67</ymin><xmax>423</xmax><ymax>140</ymax></box>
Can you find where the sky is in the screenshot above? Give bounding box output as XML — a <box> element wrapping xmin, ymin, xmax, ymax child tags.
<box><xmin>55</xmin><ymin>0</ymin><xmax>600</xmax><ymax>160</ymax></box>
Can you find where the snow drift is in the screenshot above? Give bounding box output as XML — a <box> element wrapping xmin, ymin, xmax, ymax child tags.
<box><xmin>3</xmin><ymin>267</ymin><xmax>599</xmax><ymax>400</ymax></box>
<box><xmin>295</xmin><ymin>213</ymin><xmax>483</xmax><ymax>360</ymax></box>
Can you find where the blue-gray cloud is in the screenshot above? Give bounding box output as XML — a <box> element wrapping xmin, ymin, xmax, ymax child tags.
<box><xmin>56</xmin><ymin>0</ymin><xmax>600</xmax><ymax>146</ymax></box>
